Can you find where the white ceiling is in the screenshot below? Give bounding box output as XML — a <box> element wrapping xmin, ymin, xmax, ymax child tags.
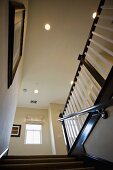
<box><xmin>17</xmin><ymin>0</ymin><xmax>99</xmax><ymax>109</ymax></box>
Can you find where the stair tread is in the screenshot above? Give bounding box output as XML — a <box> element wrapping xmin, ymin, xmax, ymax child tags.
<box><xmin>1</xmin><ymin>157</ymin><xmax>76</xmax><ymax>161</ymax></box>
<box><xmin>3</xmin><ymin>157</ymin><xmax>75</xmax><ymax>159</ymax></box>
<box><xmin>0</xmin><ymin>157</ymin><xmax>77</xmax><ymax>164</ymax></box>
<box><xmin>59</xmin><ymin>168</ymin><xmax>95</xmax><ymax>170</ymax></box>
<box><xmin>0</xmin><ymin>161</ymin><xmax>86</xmax><ymax>169</ymax></box>
<box><xmin>7</xmin><ymin>155</ymin><xmax>68</xmax><ymax>159</ymax></box>
<box><xmin>0</xmin><ymin>161</ymin><xmax>83</xmax><ymax>166</ymax></box>
<box><xmin>0</xmin><ymin>155</ymin><xmax>96</xmax><ymax>170</ymax></box>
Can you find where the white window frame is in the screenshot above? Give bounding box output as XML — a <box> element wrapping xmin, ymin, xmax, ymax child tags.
<box><xmin>25</xmin><ymin>124</ymin><xmax>42</xmax><ymax>144</ymax></box>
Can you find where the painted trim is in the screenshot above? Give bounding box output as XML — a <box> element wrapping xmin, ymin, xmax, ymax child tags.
<box><xmin>0</xmin><ymin>148</ymin><xmax>9</xmax><ymax>159</ymax></box>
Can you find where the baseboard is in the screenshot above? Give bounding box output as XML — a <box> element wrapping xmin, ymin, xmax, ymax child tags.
<box><xmin>0</xmin><ymin>148</ymin><xmax>9</xmax><ymax>159</ymax></box>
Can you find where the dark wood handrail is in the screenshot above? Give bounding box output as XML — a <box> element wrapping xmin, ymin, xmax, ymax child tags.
<box><xmin>59</xmin><ymin>98</ymin><xmax>113</xmax><ymax>121</ymax></box>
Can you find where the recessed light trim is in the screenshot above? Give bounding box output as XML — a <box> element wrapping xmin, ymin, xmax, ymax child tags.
<box><xmin>34</xmin><ymin>89</ymin><xmax>39</xmax><ymax>94</ymax></box>
<box><xmin>45</xmin><ymin>24</ymin><xmax>51</xmax><ymax>31</ymax></box>
<box><xmin>92</xmin><ymin>12</ymin><xmax>97</xmax><ymax>19</ymax></box>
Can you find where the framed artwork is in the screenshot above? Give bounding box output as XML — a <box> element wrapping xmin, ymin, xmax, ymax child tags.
<box><xmin>8</xmin><ymin>1</ymin><xmax>25</xmax><ymax>88</ymax></box>
<box><xmin>11</xmin><ymin>124</ymin><xmax>21</xmax><ymax>137</ymax></box>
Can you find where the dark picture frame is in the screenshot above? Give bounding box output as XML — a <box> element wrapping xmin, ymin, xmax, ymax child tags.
<box><xmin>8</xmin><ymin>1</ymin><xmax>25</xmax><ymax>88</ymax></box>
<box><xmin>11</xmin><ymin>124</ymin><xmax>21</xmax><ymax>137</ymax></box>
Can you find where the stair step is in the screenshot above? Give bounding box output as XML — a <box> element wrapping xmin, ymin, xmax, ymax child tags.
<box><xmin>7</xmin><ymin>155</ymin><xmax>68</xmax><ymax>159</ymax></box>
<box><xmin>0</xmin><ymin>155</ymin><xmax>96</xmax><ymax>170</ymax></box>
<box><xmin>0</xmin><ymin>157</ymin><xmax>76</xmax><ymax>164</ymax></box>
<box><xmin>0</xmin><ymin>161</ymin><xmax>85</xmax><ymax>169</ymax></box>
<box><xmin>59</xmin><ymin>168</ymin><xmax>95</xmax><ymax>170</ymax></box>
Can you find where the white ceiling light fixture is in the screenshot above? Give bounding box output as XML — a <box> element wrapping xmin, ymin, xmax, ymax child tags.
<box><xmin>70</xmin><ymin>81</ymin><xmax>74</xmax><ymax>85</ymax></box>
<box><xmin>92</xmin><ymin>12</ymin><xmax>97</xmax><ymax>19</ymax></box>
<box><xmin>45</xmin><ymin>24</ymin><xmax>51</xmax><ymax>31</ymax></box>
<box><xmin>34</xmin><ymin>89</ymin><xmax>39</xmax><ymax>94</ymax></box>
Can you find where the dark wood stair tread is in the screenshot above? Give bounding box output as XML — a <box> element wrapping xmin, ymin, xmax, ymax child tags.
<box><xmin>0</xmin><ymin>155</ymin><xmax>95</xmax><ymax>170</ymax></box>
<box><xmin>0</xmin><ymin>157</ymin><xmax>77</xmax><ymax>164</ymax></box>
<box><xmin>0</xmin><ymin>161</ymin><xmax>86</xmax><ymax>169</ymax></box>
<box><xmin>7</xmin><ymin>155</ymin><xmax>68</xmax><ymax>159</ymax></box>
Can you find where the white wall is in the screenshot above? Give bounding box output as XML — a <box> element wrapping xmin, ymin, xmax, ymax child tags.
<box><xmin>0</xmin><ymin>0</ymin><xmax>28</xmax><ymax>156</ymax></box>
<box><xmin>9</xmin><ymin>107</ymin><xmax>52</xmax><ymax>155</ymax></box>
<box><xmin>49</xmin><ymin>103</ymin><xmax>67</xmax><ymax>155</ymax></box>
<box><xmin>84</xmin><ymin>106</ymin><xmax>113</xmax><ymax>162</ymax></box>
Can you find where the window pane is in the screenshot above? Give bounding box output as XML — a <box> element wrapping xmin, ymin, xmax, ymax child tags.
<box><xmin>25</xmin><ymin>124</ymin><xmax>42</xmax><ymax>144</ymax></box>
<box><xmin>33</xmin><ymin>131</ymin><xmax>40</xmax><ymax>144</ymax></box>
<box><xmin>26</xmin><ymin>124</ymin><xmax>41</xmax><ymax>130</ymax></box>
<box><xmin>26</xmin><ymin>131</ymin><xmax>33</xmax><ymax>144</ymax></box>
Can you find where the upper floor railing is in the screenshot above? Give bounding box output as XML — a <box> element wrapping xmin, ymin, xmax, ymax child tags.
<box><xmin>59</xmin><ymin>0</ymin><xmax>113</xmax><ymax>152</ymax></box>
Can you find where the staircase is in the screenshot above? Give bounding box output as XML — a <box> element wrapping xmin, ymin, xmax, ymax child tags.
<box><xmin>59</xmin><ymin>0</ymin><xmax>113</xmax><ymax>161</ymax></box>
<box><xmin>0</xmin><ymin>155</ymin><xmax>95</xmax><ymax>170</ymax></box>
<box><xmin>1</xmin><ymin>0</ymin><xmax>113</xmax><ymax>169</ymax></box>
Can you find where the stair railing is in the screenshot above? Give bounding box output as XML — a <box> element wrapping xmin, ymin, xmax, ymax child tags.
<box><xmin>59</xmin><ymin>0</ymin><xmax>113</xmax><ymax>152</ymax></box>
<box><xmin>59</xmin><ymin>98</ymin><xmax>113</xmax><ymax>121</ymax></box>
<box><xmin>59</xmin><ymin>97</ymin><xmax>113</xmax><ymax>151</ymax></box>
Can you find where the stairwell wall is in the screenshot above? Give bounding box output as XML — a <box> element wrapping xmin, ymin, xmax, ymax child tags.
<box><xmin>9</xmin><ymin>107</ymin><xmax>52</xmax><ymax>155</ymax></box>
<box><xmin>84</xmin><ymin>106</ymin><xmax>113</xmax><ymax>162</ymax></box>
<box><xmin>0</xmin><ymin>0</ymin><xmax>28</xmax><ymax>157</ymax></box>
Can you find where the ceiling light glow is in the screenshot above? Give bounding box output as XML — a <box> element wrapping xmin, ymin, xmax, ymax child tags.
<box><xmin>92</xmin><ymin>12</ymin><xmax>97</xmax><ymax>19</ymax></box>
<box><xmin>34</xmin><ymin>89</ymin><xmax>39</xmax><ymax>94</ymax></box>
<box><xmin>45</xmin><ymin>24</ymin><xmax>51</xmax><ymax>30</ymax></box>
<box><xmin>70</xmin><ymin>81</ymin><xmax>74</xmax><ymax>85</ymax></box>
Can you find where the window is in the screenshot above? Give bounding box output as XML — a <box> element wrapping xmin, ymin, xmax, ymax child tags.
<box><xmin>25</xmin><ymin>124</ymin><xmax>42</xmax><ymax>144</ymax></box>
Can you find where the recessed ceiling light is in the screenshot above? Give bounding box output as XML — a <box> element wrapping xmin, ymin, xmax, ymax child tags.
<box><xmin>23</xmin><ymin>88</ymin><xmax>27</xmax><ymax>92</ymax></box>
<box><xmin>92</xmin><ymin>12</ymin><xmax>97</xmax><ymax>19</ymax></box>
<box><xmin>70</xmin><ymin>81</ymin><xmax>74</xmax><ymax>85</ymax></box>
<box><xmin>34</xmin><ymin>89</ymin><xmax>39</xmax><ymax>94</ymax></box>
<box><xmin>45</xmin><ymin>24</ymin><xmax>51</xmax><ymax>31</ymax></box>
